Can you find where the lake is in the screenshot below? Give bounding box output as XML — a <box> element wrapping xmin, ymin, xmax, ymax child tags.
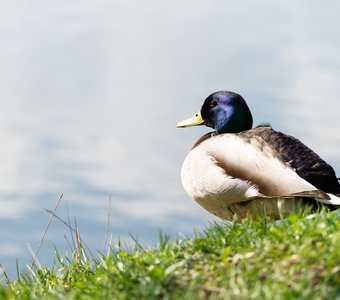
<box><xmin>0</xmin><ymin>0</ymin><xmax>339</xmax><ymax>278</ymax></box>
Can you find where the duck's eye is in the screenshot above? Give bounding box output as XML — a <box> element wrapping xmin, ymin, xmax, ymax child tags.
<box><xmin>210</xmin><ymin>100</ymin><xmax>218</xmax><ymax>107</ymax></box>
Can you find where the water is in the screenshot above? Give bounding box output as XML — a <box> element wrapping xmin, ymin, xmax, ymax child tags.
<box><xmin>0</xmin><ymin>1</ymin><xmax>339</xmax><ymax>278</ymax></box>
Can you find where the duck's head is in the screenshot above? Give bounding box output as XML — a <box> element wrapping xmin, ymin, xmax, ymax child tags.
<box><xmin>177</xmin><ymin>91</ymin><xmax>253</xmax><ymax>134</ymax></box>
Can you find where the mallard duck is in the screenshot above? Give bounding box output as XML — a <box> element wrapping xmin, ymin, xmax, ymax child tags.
<box><xmin>177</xmin><ymin>91</ymin><xmax>340</xmax><ymax>221</ymax></box>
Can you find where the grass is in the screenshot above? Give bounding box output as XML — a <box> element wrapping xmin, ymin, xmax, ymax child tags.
<box><xmin>0</xmin><ymin>208</ymin><xmax>340</xmax><ymax>299</ymax></box>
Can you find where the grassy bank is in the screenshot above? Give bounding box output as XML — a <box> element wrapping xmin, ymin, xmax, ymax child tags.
<box><xmin>1</xmin><ymin>209</ymin><xmax>339</xmax><ymax>299</ymax></box>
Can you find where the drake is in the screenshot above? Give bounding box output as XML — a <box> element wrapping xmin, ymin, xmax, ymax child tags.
<box><xmin>177</xmin><ymin>91</ymin><xmax>340</xmax><ymax>221</ymax></box>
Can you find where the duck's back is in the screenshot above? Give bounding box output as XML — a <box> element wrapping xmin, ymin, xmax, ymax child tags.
<box><xmin>244</xmin><ymin>126</ymin><xmax>340</xmax><ymax>194</ymax></box>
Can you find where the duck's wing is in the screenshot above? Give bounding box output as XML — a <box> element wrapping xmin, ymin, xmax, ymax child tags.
<box><xmin>249</xmin><ymin>125</ymin><xmax>340</xmax><ymax>194</ymax></box>
<box><xmin>198</xmin><ymin>132</ymin><xmax>340</xmax><ymax>205</ymax></box>
<box><xmin>202</xmin><ymin>133</ymin><xmax>314</xmax><ymax>195</ymax></box>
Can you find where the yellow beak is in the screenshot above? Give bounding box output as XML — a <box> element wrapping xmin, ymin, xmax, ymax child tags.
<box><xmin>176</xmin><ymin>112</ymin><xmax>205</xmax><ymax>128</ymax></box>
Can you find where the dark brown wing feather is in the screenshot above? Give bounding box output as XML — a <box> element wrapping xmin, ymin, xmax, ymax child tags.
<box><xmin>240</xmin><ymin>125</ymin><xmax>340</xmax><ymax>194</ymax></box>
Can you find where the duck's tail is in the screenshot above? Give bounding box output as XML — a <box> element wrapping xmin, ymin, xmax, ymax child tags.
<box><xmin>288</xmin><ymin>190</ymin><xmax>340</xmax><ymax>207</ymax></box>
<box><xmin>319</xmin><ymin>193</ymin><xmax>340</xmax><ymax>206</ymax></box>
